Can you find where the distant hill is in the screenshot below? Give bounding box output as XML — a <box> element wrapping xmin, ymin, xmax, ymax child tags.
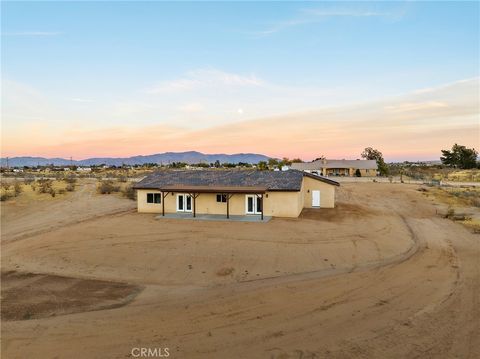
<box><xmin>0</xmin><ymin>151</ymin><xmax>271</xmax><ymax>167</ymax></box>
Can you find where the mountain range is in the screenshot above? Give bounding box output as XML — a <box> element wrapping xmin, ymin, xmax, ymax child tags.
<box><xmin>0</xmin><ymin>151</ymin><xmax>271</xmax><ymax>167</ymax></box>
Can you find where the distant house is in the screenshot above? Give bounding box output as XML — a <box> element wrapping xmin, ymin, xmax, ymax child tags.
<box><xmin>134</xmin><ymin>169</ymin><xmax>339</xmax><ymax>219</ymax></box>
<box><xmin>77</xmin><ymin>167</ymin><xmax>92</xmax><ymax>172</ymax></box>
<box><xmin>291</xmin><ymin>159</ymin><xmax>378</xmax><ymax>177</ymax></box>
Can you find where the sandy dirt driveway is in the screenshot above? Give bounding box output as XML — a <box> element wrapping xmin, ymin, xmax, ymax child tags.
<box><xmin>1</xmin><ymin>183</ymin><xmax>479</xmax><ymax>358</ymax></box>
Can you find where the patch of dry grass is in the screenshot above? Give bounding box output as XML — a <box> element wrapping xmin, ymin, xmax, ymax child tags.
<box><xmin>425</xmin><ymin>187</ymin><xmax>480</xmax><ymax>208</ymax></box>
<box><xmin>460</xmin><ymin>219</ymin><xmax>480</xmax><ymax>233</ymax></box>
<box><xmin>1</xmin><ymin>180</ymin><xmax>73</xmax><ymax>203</ymax></box>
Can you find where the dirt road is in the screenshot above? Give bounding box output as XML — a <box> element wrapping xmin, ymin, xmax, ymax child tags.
<box><xmin>1</xmin><ymin>183</ymin><xmax>479</xmax><ymax>358</ymax></box>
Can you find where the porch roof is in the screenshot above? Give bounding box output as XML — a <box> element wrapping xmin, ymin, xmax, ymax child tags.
<box><xmin>159</xmin><ymin>185</ymin><xmax>267</xmax><ymax>194</ymax></box>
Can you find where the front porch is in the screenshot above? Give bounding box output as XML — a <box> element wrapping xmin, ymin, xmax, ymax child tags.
<box><xmin>155</xmin><ymin>213</ymin><xmax>272</xmax><ymax>222</ymax></box>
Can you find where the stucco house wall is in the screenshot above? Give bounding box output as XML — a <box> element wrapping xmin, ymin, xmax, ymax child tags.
<box><xmin>302</xmin><ymin>176</ymin><xmax>336</xmax><ymax>208</ymax></box>
<box><xmin>136</xmin><ymin>175</ymin><xmax>337</xmax><ymax>217</ymax></box>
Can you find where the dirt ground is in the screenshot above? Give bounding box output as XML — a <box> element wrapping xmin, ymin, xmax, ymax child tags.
<box><xmin>1</xmin><ymin>271</ymin><xmax>141</xmax><ymax>321</ymax></box>
<box><xmin>1</xmin><ymin>182</ymin><xmax>479</xmax><ymax>358</ymax></box>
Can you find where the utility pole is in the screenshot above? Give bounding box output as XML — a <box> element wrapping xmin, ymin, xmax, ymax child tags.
<box><xmin>6</xmin><ymin>157</ymin><xmax>9</xmax><ymax>169</ymax></box>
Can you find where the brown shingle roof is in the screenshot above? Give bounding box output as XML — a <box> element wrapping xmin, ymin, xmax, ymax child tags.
<box><xmin>133</xmin><ymin>169</ymin><xmax>339</xmax><ymax>191</ymax></box>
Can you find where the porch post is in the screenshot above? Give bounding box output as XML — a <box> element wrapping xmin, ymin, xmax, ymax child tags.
<box><xmin>226</xmin><ymin>193</ymin><xmax>230</xmax><ymax>219</ymax></box>
<box><xmin>193</xmin><ymin>193</ymin><xmax>196</xmax><ymax>218</ymax></box>
<box><xmin>226</xmin><ymin>193</ymin><xmax>233</xmax><ymax>219</ymax></box>
<box><xmin>260</xmin><ymin>193</ymin><xmax>264</xmax><ymax>220</ymax></box>
<box><xmin>162</xmin><ymin>191</ymin><xmax>165</xmax><ymax>216</ymax></box>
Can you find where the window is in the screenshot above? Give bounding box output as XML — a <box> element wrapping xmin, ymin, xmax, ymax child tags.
<box><xmin>216</xmin><ymin>194</ymin><xmax>227</xmax><ymax>203</ymax></box>
<box><xmin>147</xmin><ymin>193</ymin><xmax>161</xmax><ymax>204</ymax></box>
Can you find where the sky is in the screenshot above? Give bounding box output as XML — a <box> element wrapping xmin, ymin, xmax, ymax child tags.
<box><xmin>1</xmin><ymin>1</ymin><xmax>479</xmax><ymax>162</ymax></box>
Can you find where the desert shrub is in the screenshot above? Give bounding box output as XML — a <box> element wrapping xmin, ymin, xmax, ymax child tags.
<box><xmin>1</xmin><ymin>182</ymin><xmax>11</xmax><ymax>191</ymax></box>
<box><xmin>117</xmin><ymin>175</ymin><xmax>127</xmax><ymax>182</ymax></box>
<box><xmin>49</xmin><ymin>188</ymin><xmax>56</xmax><ymax>197</ymax></box>
<box><xmin>24</xmin><ymin>175</ymin><xmax>35</xmax><ymax>185</ymax></box>
<box><xmin>472</xmin><ymin>198</ymin><xmax>480</xmax><ymax>208</ymax></box>
<box><xmin>31</xmin><ymin>183</ymin><xmax>37</xmax><ymax>191</ymax></box>
<box><xmin>445</xmin><ymin>207</ymin><xmax>455</xmax><ymax>219</ymax></box>
<box><xmin>64</xmin><ymin>174</ymin><xmax>77</xmax><ymax>184</ymax></box>
<box><xmin>58</xmin><ymin>188</ymin><xmax>66</xmax><ymax>194</ymax></box>
<box><xmin>66</xmin><ymin>183</ymin><xmax>76</xmax><ymax>192</ymax></box>
<box><xmin>13</xmin><ymin>181</ymin><xmax>22</xmax><ymax>197</ymax></box>
<box><xmin>122</xmin><ymin>184</ymin><xmax>136</xmax><ymax>200</ymax></box>
<box><xmin>0</xmin><ymin>192</ymin><xmax>12</xmax><ymax>201</ymax></box>
<box><xmin>37</xmin><ymin>179</ymin><xmax>53</xmax><ymax>194</ymax></box>
<box><xmin>97</xmin><ymin>180</ymin><xmax>120</xmax><ymax>194</ymax></box>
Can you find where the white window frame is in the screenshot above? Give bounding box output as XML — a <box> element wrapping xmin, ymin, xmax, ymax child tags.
<box><xmin>176</xmin><ymin>193</ymin><xmax>192</xmax><ymax>212</ymax></box>
<box><xmin>245</xmin><ymin>195</ymin><xmax>262</xmax><ymax>214</ymax></box>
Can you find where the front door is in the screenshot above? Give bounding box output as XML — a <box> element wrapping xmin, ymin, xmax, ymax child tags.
<box><xmin>177</xmin><ymin>194</ymin><xmax>192</xmax><ymax>212</ymax></box>
<box><xmin>312</xmin><ymin>190</ymin><xmax>321</xmax><ymax>207</ymax></box>
<box><xmin>246</xmin><ymin>195</ymin><xmax>262</xmax><ymax>214</ymax></box>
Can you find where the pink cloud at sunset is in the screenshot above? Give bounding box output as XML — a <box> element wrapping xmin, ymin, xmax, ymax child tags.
<box><xmin>1</xmin><ymin>78</ymin><xmax>478</xmax><ymax>162</ymax></box>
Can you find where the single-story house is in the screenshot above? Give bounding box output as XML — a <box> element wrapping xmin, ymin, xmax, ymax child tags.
<box><xmin>134</xmin><ymin>169</ymin><xmax>339</xmax><ymax>219</ymax></box>
<box><xmin>291</xmin><ymin>159</ymin><xmax>378</xmax><ymax>177</ymax></box>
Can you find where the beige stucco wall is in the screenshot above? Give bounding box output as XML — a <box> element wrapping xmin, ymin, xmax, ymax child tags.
<box><xmin>264</xmin><ymin>190</ymin><xmax>303</xmax><ymax>217</ymax></box>
<box><xmin>136</xmin><ymin>176</ymin><xmax>336</xmax><ymax>217</ymax></box>
<box><xmin>301</xmin><ymin>176</ymin><xmax>336</xmax><ymax>208</ymax></box>
<box><xmin>137</xmin><ymin>189</ymin><xmax>303</xmax><ymax>217</ymax></box>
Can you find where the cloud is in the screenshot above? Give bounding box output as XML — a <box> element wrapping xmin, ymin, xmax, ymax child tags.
<box><xmin>3</xmin><ymin>78</ymin><xmax>477</xmax><ymax>162</ymax></box>
<box><xmin>179</xmin><ymin>102</ymin><xmax>204</xmax><ymax>113</ymax></box>
<box><xmin>147</xmin><ymin>69</ymin><xmax>265</xmax><ymax>94</ymax></box>
<box><xmin>384</xmin><ymin>101</ymin><xmax>448</xmax><ymax>113</ymax></box>
<box><xmin>2</xmin><ymin>31</ymin><xmax>62</xmax><ymax>36</ymax></box>
<box><xmin>71</xmin><ymin>98</ymin><xmax>94</xmax><ymax>103</ymax></box>
<box><xmin>252</xmin><ymin>4</ymin><xmax>407</xmax><ymax>36</ymax></box>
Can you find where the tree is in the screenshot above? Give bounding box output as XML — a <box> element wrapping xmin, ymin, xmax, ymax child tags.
<box><xmin>257</xmin><ymin>161</ymin><xmax>268</xmax><ymax>170</ymax></box>
<box><xmin>268</xmin><ymin>158</ymin><xmax>279</xmax><ymax>169</ymax></box>
<box><xmin>440</xmin><ymin>144</ymin><xmax>478</xmax><ymax>169</ymax></box>
<box><xmin>361</xmin><ymin>147</ymin><xmax>388</xmax><ymax>176</ymax></box>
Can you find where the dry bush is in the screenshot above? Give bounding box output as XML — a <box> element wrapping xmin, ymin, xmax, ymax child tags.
<box><xmin>445</xmin><ymin>207</ymin><xmax>455</xmax><ymax>219</ymax></box>
<box><xmin>58</xmin><ymin>188</ymin><xmax>66</xmax><ymax>195</ymax></box>
<box><xmin>97</xmin><ymin>180</ymin><xmax>120</xmax><ymax>194</ymax></box>
<box><xmin>37</xmin><ymin>179</ymin><xmax>53</xmax><ymax>194</ymax></box>
<box><xmin>49</xmin><ymin>188</ymin><xmax>56</xmax><ymax>197</ymax></box>
<box><xmin>122</xmin><ymin>184</ymin><xmax>136</xmax><ymax>200</ymax></box>
<box><xmin>24</xmin><ymin>175</ymin><xmax>35</xmax><ymax>185</ymax></box>
<box><xmin>13</xmin><ymin>181</ymin><xmax>22</xmax><ymax>197</ymax></box>
<box><xmin>66</xmin><ymin>183</ymin><xmax>76</xmax><ymax>192</ymax></box>
<box><xmin>1</xmin><ymin>182</ymin><xmax>11</xmax><ymax>191</ymax></box>
<box><xmin>117</xmin><ymin>175</ymin><xmax>127</xmax><ymax>183</ymax></box>
<box><xmin>64</xmin><ymin>174</ymin><xmax>77</xmax><ymax>184</ymax></box>
<box><xmin>0</xmin><ymin>192</ymin><xmax>12</xmax><ymax>201</ymax></box>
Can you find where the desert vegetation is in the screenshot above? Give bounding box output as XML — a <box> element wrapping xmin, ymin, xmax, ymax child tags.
<box><xmin>0</xmin><ymin>177</ymin><xmax>80</xmax><ymax>202</ymax></box>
